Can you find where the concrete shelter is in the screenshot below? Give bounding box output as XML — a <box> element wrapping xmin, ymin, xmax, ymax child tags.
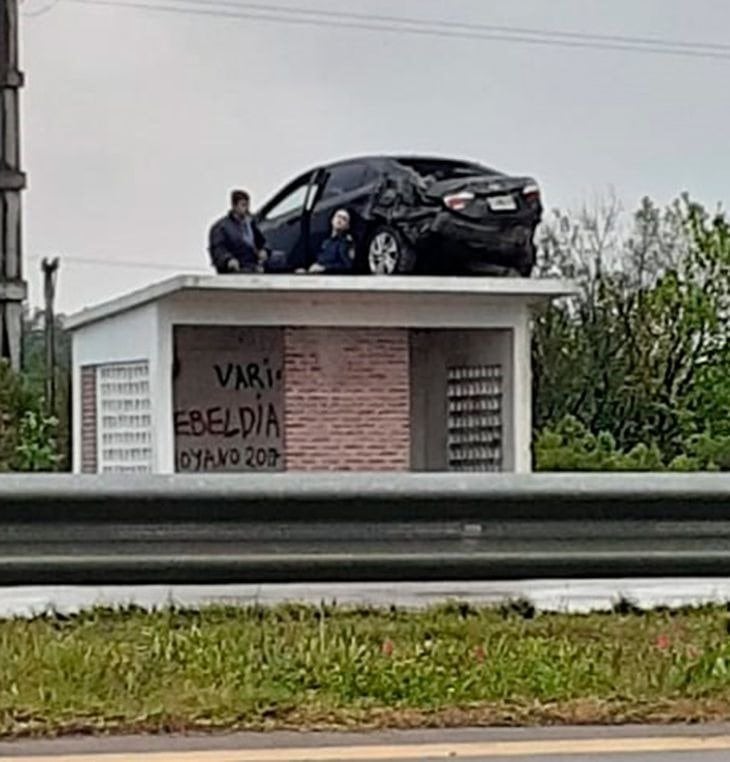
<box><xmin>66</xmin><ymin>274</ymin><xmax>573</xmax><ymax>474</ymax></box>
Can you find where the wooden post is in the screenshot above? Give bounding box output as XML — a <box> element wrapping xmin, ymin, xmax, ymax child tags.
<box><xmin>42</xmin><ymin>257</ymin><xmax>59</xmax><ymax>416</ymax></box>
<box><xmin>0</xmin><ymin>0</ymin><xmax>27</xmax><ymax>371</ymax></box>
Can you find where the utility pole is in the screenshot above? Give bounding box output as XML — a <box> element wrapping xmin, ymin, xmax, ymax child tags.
<box><xmin>0</xmin><ymin>0</ymin><xmax>27</xmax><ymax>371</ymax></box>
<box><xmin>41</xmin><ymin>257</ymin><xmax>59</xmax><ymax>416</ymax></box>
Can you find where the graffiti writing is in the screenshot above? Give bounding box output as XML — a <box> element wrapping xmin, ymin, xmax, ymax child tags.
<box><xmin>173</xmin><ymin>327</ymin><xmax>285</xmax><ymax>473</ymax></box>
<box><xmin>177</xmin><ymin>446</ymin><xmax>282</xmax><ymax>472</ymax></box>
<box><xmin>214</xmin><ymin>360</ymin><xmax>282</xmax><ymax>391</ymax></box>
<box><xmin>174</xmin><ymin>403</ymin><xmax>281</xmax><ymax>440</ymax></box>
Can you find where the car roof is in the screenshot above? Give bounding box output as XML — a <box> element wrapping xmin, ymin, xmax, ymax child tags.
<box><xmin>318</xmin><ymin>154</ymin><xmax>488</xmax><ymax>169</ymax></box>
<box><xmin>256</xmin><ymin>155</ymin><xmax>501</xmax><ymax>213</ymax></box>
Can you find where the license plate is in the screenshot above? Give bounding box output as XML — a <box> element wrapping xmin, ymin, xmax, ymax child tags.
<box><xmin>487</xmin><ymin>194</ymin><xmax>517</xmax><ymax>211</ymax></box>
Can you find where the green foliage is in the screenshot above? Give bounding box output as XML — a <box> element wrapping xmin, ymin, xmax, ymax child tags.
<box><xmin>0</xmin><ymin>360</ymin><xmax>61</xmax><ymax>472</ymax></box>
<box><xmin>15</xmin><ymin>410</ymin><xmax>62</xmax><ymax>472</ymax></box>
<box><xmin>533</xmin><ymin>195</ymin><xmax>730</xmax><ymax>468</ymax></box>
<box><xmin>535</xmin><ymin>416</ymin><xmax>665</xmax><ymax>471</ymax></box>
<box><xmin>685</xmin><ymin>345</ymin><xmax>730</xmax><ymax>439</ymax></box>
<box><xmin>21</xmin><ymin>310</ymin><xmax>71</xmax><ymax>468</ymax></box>
<box><xmin>535</xmin><ymin>416</ymin><xmax>730</xmax><ymax>472</ymax></box>
<box><xmin>670</xmin><ymin>432</ymin><xmax>730</xmax><ymax>472</ymax></box>
<box><xmin>0</xmin><ymin>361</ymin><xmax>36</xmax><ymax>471</ymax></box>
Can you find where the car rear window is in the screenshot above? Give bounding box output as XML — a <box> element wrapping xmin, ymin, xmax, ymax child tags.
<box><xmin>395</xmin><ymin>159</ymin><xmax>498</xmax><ymax>181</ymax></box>
<box><xmin>320</xmin><ymin>162</ymin><xmax>368</xmax><ymax>200</ymax></box>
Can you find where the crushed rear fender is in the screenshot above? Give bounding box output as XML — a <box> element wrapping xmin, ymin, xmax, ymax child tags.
<box><xmin>366</xmin><ymin>170</ymin><xmax>439</xmax><ymax>247</ymax></box>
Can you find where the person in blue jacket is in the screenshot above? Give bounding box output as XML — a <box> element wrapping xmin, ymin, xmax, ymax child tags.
<box><xmin>306</xmin><ymin>209</ymin><xmax>356</xmax><ymax>274</ymax></box>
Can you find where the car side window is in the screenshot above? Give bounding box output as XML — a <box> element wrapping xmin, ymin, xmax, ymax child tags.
<box><xmin>362</xmin><ymin>163</ymin><xmax>382</xmax><ymax>185</ymax></box>
<box><xmin>260</xmin><ymin>175</ymin><xmax>311</xmax><ymax>221</ymax></box>
<box><xmin>320</xmin><ymin>163</ymin><xmax>368</xmax><ymax>201</ymax></box>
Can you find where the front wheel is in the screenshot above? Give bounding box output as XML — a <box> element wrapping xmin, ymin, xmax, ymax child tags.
<box><xmin>367</xmin><ymin>225</ymin><xmax>416</xmax><ymax>275</ymax></box>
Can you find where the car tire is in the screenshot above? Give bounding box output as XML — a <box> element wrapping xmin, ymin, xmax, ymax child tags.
<box><xmin>366</xmin><ymin>225</ymin><xmax>416</xmax><ymax>275</ymax></box>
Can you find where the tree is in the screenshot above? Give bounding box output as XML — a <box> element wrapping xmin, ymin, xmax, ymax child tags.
<box><xmin>21</xmin><ymin>307</ymin><xmax>71</xmax><ymax>469</ymax></box>
<box><xmin>0</xmin><ymin>360</ymin><xmax>35</xmax><ymax>470</ymax></box>
<box><xmin>532</xmin><ymin>195</ymin><xmax>730</xmax><ymax>466</ymax></box>
<box><xmin>0</xmin><ymin>307</ymin><xmax>68</xmax><ymax>472</ymax></box>
<box><xmin>0</xmin><ymin>360</ymin><xmax>60</xmax><ymax>471</ymax></box>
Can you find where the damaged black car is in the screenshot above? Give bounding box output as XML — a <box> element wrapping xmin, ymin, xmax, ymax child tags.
<box><xmin>256</xmin><ymin>155</ymin><xmax>542</xmax><ymax>276</ymax></box>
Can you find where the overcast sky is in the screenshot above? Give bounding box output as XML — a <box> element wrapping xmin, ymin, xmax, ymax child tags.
<box><xmin>19</xmin><ymin>0</ymin><xmax>730</xmax><ymax>314</ymax></box>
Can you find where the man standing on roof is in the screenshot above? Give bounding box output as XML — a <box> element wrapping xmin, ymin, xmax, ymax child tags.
<box><xmin>208</xmin><ymin>190</ymin><xmax>268</xmax><ymax>274</ymax></box>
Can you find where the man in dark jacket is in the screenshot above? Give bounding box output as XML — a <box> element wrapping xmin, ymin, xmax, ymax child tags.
<box><xmin>208</xmin><ymin>190</ymin><xmax>268</xmax><ymax>273</ymax></box>
<box><xmin>306</xmin><ymin>209</ymin><xmax>355</xmax><ymax>274</ymax></box>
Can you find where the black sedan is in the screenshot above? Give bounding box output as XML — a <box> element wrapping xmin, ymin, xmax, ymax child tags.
<box><xmin>256</xmin><ymin>155</ymin><xmax>542</xmax><ymax>276</ymax></box>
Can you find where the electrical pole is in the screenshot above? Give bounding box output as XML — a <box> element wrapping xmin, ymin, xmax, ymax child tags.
<box><xmin>0</xmin><ymin>0</ymin><xmax>27</xmax><ymax>371</ymax></box>
<box><xmin>41</xmin><ymin>257</ymin><xmax>59</xmax><ymax>416</ymax></box>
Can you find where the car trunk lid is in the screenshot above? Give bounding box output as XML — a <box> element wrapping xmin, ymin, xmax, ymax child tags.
<box><xmin>427</xmin><ymin>175</ymin><xmax>538</xmax><ymax>218</ymax></box>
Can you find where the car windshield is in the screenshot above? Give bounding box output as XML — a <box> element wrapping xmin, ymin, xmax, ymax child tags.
<box><xmin>395</xmin><ymin>158</ymin><xmax>499</xmax><ymax>180</ymax></box>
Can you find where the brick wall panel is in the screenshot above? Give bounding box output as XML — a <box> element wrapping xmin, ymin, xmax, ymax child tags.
<box><xmin>284</xmin><ymin>328</ymin><xmax>410</xmax><ymax>471</ymax></box>
<box><xmin>80</xmin><ymin>365</ymin><xmax>97</xmax><ymax>474</ymax></box>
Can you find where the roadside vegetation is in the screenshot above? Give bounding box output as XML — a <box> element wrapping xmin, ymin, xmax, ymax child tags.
<box><xmin>532</xmin><ymin>195</ymin><xmax>730</xmax><ymax>470</ymax></box>
<box><xmin>4</xmin><ymin>601</ymin><xmax>730</xmax><ymax>737</ymax></box>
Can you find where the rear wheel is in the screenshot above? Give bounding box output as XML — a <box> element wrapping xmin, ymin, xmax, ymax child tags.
<box><xmin>367</xmin><ymin>225</ymin><xmax>416</xmax><ymax>275</ymax></box>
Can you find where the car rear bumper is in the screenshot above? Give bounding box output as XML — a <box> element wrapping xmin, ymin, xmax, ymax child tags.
<box><xmin>426</xmin><ymin>211</ymin><xmax>535</xmax><ymax>271</ymax></box>
<box><xmin>430</xmin><ymin>211</ymin><xmax>532</xmax><ymax>247</ymax></box>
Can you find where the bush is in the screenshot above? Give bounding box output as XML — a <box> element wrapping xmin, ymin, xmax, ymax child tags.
<box><xmin>535</xmin><ymin>415</ymin><xmax>728</xmax><ymax>472</ymax></box>
<box><xmin>0</xmin><ymin>360</ymin><xmax>61</xmax><ymax>472</ymax></box>
<box><xmin>15</xmin><ymin>409</ymin><xmax>62</xmax><ymax>472</ymax></box>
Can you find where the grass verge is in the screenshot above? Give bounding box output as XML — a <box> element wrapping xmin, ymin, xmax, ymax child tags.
<box><xmin>3</xmin><ymin>600</ymin><xmax>730</xmax><ymax>737</ymax></box>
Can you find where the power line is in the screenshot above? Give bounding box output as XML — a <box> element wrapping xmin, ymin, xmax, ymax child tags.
<box><xmin>63</xmin><ymin>0</ymin><xmax>730</xmax><ymax>62</ymax></box>
<box><xmin>22</xmin><ymin>0</ymin><xmax>61</xmax><ymax>17</ymax></box>
<box><xmin>165</xmin><ymin>0</ymin><xmax>730</xmax><ymax>54</ymax></box>
<box><xmin>30</xmin><ymin>253</ymin><xmax>208</xmax><ymax>272</ymax></box>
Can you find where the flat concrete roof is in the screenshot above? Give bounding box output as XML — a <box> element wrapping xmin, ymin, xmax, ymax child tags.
<box><xmin>65</xmin><ymin>274</ymin><xmax>576</xmax><ymax>330</ymax></box>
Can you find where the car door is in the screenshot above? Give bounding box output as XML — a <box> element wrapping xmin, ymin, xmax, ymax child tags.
<box><xmin>306</xmin><ymin>161</ymin><xmax>378</xmax><ymax>263</ymax></box>
<box><xmin>255</xmin><ymin>171</ymin><xmax>313</xmax><ymax>270</ymax></box>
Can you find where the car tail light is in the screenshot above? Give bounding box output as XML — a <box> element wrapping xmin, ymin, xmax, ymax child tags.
<box><xmin>522</xmin><ymin>183</ymin><xmax>540</xmax><ymax>202</ymax></box>
<box><xmin>443</xmin><ymin>191</ymin><xmax>475</xmax><ymax>211</ymax></box>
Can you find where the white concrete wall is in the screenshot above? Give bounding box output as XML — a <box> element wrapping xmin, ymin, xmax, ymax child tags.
<box><xmin>511</xmin><ymin>304</ymin><xmax>533</xmax><ymax>474</ymax></box>
<box><xmin>71</xmin><ymin>303</ymin><xmax>161</xmax><ymax>473</ymax></box>
<box><xmin>155</xmin><ymin>301</ymin><xmax>176</xmax><ymax>473</ymax></box>
<box><xmin>160</xmin><ymin>289</ymin><xmax>527</xmax><ymax>330</ymax></box>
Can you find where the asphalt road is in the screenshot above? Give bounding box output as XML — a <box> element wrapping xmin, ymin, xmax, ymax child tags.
<box><xmin>3</xmin><ymin>578</ymin><xmax>730</xmax><ymax>617</ymax></box>
<box><xmin>4</xmin><ymin>726</ymin><xmax>730</xmax><ymax>760</ymax></box>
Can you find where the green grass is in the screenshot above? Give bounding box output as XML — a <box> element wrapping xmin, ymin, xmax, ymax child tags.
<box><xmin>4</xmin><ymin>600</ymin><xmax>730</xmax><ymax>737</ymax></box>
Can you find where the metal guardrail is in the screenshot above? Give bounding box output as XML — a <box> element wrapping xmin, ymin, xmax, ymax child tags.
<box><xmin>0</xmin><ymin>473</ymin><xmax>729</xmax><ymax>585</ymax></box>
